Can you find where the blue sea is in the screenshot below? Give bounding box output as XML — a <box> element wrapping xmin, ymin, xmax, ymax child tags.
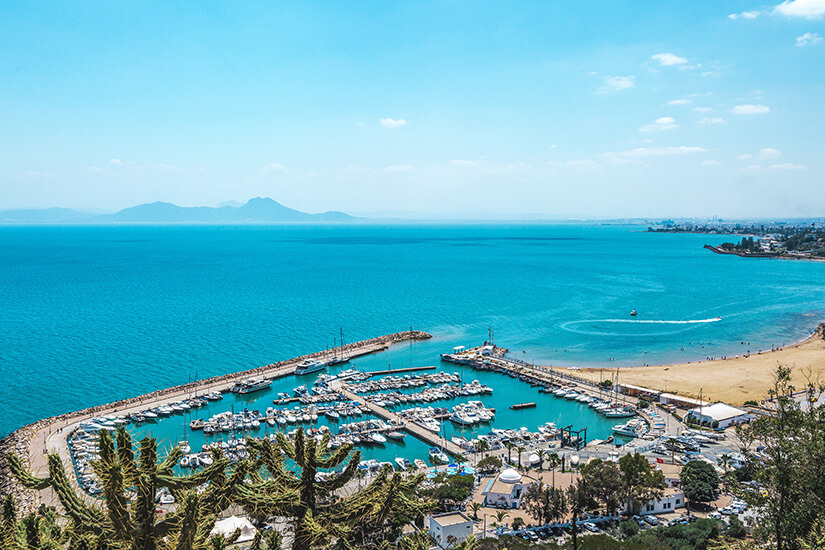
<box><xmin>2</xmin><ymin>224</ymin><xmax>824</xmax><ymax>445</ymax></box>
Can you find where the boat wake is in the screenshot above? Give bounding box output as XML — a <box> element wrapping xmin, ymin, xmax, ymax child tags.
<box><xmin>587</xmin><ymin>317</ymin><xmax>722</xmax><ymax>325</ymax></box>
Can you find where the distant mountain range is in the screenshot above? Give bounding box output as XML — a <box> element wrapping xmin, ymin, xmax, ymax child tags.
<box><xmin>0</xmin><ymin>198</ymin><xmax>355</xmax><ymax>224</ymax></box>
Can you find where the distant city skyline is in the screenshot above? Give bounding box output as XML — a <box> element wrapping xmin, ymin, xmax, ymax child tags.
<box><xmin>2</xmin><ymin>1</ymin><xmax>824</xmax><ymax>218</ymax></box>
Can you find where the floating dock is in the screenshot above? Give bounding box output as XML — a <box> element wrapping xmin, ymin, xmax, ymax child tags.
<box><xmin>331</xmin><ymin>382</ymin><xmax>465</xmax><ymax>458</ymax></box>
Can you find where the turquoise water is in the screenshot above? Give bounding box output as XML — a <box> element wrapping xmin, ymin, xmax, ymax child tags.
<box><xmin>2</xmin><ymin>224</ymin><xmax>824</xmax><ymax>441</ymax></box>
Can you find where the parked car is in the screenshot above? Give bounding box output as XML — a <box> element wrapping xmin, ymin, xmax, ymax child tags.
<box><xmin>583</xmin><ymin>522</ymin><xmax>599</xmax><ymax>533</ymax></box>
<box><xmin>707</xmin><ymin>512</ymin><xmax>723</xmax><ymax>520</ymax></box>
<box><xmin>643</xmin><ymin>515</ymin><xmax>660</xmax><ymax>526</ymax></box>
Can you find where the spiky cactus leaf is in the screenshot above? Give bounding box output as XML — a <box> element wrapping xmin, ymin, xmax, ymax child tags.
<box><xmin>6</xmin><ymin>454</ymin><xmax>51</xmax><ymax>490</ymax></box>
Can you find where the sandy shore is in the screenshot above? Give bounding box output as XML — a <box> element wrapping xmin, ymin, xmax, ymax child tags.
<box><xmin>566</xmin><ymin>323</ymin><xmax>825</xmax><ymax>405</ymax></box>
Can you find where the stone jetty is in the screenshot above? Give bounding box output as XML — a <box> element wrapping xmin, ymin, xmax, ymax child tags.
<box><xmin>0</xmin><ymin>330</ymin><xmax>431</xmax><ymax>514</ymax></box>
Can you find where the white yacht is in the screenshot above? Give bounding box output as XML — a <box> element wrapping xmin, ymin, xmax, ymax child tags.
<box><xmin>295</xmin><ymin>359</ymin><xmax>327</xmax><ymax>375</ymax></box>
<box><xmin>229</xmin><ymin>377</ymin><xmax>272</xmax><ymax>394</ymax></box>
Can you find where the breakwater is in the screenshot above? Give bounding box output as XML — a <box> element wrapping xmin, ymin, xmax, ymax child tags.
<box><xmin>0</xmin><ymin>330</ymin><xmax>431</xmax><ymax>514</ymax></box>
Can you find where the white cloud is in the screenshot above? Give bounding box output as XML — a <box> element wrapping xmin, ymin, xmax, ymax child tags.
<box><xmin>450</xmin><ymin>159</ymin><xmax>481</xmax><ymax>167</ymax></box>
<box><xmin>651</xmin><ymin>53</ymin><xmax>688</xmax><ymax>66</ymax></box>
<box><xmin>759</xmin><ymin>147</ymin><xmax>782</xmax><ymax>159</ymax></box>
<box><xmin>384</xmin><ymin>164</ymin><xmax>414</xmax><ymax>173</ymax></box>
<box><xmin>109</xmin><ymin>158</ymin><xmax>123</xmax><ymax>166</ymax></box>
<box><xmin>738</xmin><ymin>162</ymin><xmax>808</xmax><ymax>173</ymax></box>
<box><xmin>774</xmin><ymin>0</ymin><xmax>825</xmax><ymax>18</ymax></box>
<box><xmin>770</xmin><ymin>162</ymin><xmax>807</xmax><ymax>170</ymax></box>
<box><xmin>639</xmin><ymin>116</ymin><xmax>680</xmax><ymax>132</ymax></box>
<box><xmin>698</xmin><ymin>117</ymin><xmax>727</xmax><ymax>124</ymax></box>
<box><xmin>796</xmin><ymin>32</ymin><xmax>823</xmax><ymax>45</ymax></box>
<box><xmin>701</xmin><ymin>160</ymin><xmax>722</xmax><ymax>166</ymax></box>
<box><xmin>693</xmin><ymin>107</ymin><xmax>714</xmax><ymax>112</ymax></box>
<box><xmin>739</xmin><ymin>154</ymin><xmax>753</xmax><ymax>160</ymax></box>
<box><xmin>264</xmin><ymin>163</ymin><xmax>286</xmax><ymax>172</ymax></box>
<box><xmin>731</xmin><ymin>104</ymin><xmax>770</xmax><ymax>114</ymax></box>
<box><xmin>599</xmin><ymin>75</ymin><xmax>635</xmax><ymax>93</ymax></box>
<box><xmin>668</xmin><ymin>98</ymin><xmax>692</xmax><ymax>105</ymax></box>
<box><xmin>356</xmin><ymin>121</ymin><xmax>366</xmax><ymax>128</ymax></box>
<box><xmin>380</xmin><ymin>118</ymin><xmax>407</xmax><ymax>128</ymax></box>
<box><xmin>616</xmin><ymin>146</ymin><xmax>707</xmax><ymax>157</ymax></box>
<box><xmin>729</xmin><ymin>10</ymin><xmax>761</xmax><ymax>19</ymax></box>
<box><xmin>89</xmin><ymin>166</ymin><xmax>104</xmax><ymax>173</ymax></box>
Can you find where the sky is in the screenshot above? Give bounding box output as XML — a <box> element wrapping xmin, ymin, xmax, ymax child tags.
<box><xmin>1</xmin><ymin>1</ymin><xmax>824</xmax><ymax>219</ymax></box>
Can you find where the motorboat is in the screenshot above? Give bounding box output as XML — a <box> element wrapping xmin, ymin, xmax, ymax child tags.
<box><xmin>295</xmin><ymin>359</ymin><xmax>327</xmax><ymax>375</ymax></box>
<box><xmin>395</xmin><ymin>457</ymin><xmax>412</xmax><ymax>470</ymax></box>
<box><xmin>370</xmin><ymin>433</ymin><xmax>387</xmax><ymax>444</ymax></box>
<box><xmin>386</xmin><ymin>431</ymin><xmax>406</xmax><ymax>440</ymax></box>
<box><xmin>414</xmin><ymin>459</ymin><xmax>427</xmax><ymax>469</ymax></box>
<box><xmin>229</xmin><ymin>377</ymin><xmax>272</xmax><ymax>394</ymax></box>
<box><xmin>429</xmin><ymin>447</ymin><xmax>449</xmax><ymax>464</ymax></box>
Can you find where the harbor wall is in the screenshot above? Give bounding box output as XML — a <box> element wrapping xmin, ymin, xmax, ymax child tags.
<box><xmin>0</xmin><ymin>329</ymin><xmax>431</xmax><ymax>514</ymax></box>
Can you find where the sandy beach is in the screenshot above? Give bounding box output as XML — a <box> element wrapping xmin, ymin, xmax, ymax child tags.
<box><xmin>567</xmin><ymin>323</ymin><xmax>825</xmax><ymax>405</ymax></box>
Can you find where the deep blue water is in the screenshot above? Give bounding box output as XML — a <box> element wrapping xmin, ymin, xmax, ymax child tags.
<box><xmin>2</xmin><ymin>223</ymin><xmax>824</xmax><ymax>438</ymax></box>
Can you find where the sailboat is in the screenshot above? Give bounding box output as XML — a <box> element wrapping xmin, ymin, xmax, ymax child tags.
<box><xmin>328</xmin><ymin>328</ymin><xmax>349</xmax><ymax>366</ymax></box>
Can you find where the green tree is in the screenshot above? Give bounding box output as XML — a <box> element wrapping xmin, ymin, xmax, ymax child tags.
<box><xmin>515</xmin><ymin>447</ymin><xmax>525</xmax><ymax>470</ymax></box>
<box><xmin>580</xmin><ymin>458</ymin><xmax>622</xmax><ymax>518</ymax></box>
<box><xmin>736</xmin><ymin>365</ymin><xmax>825</xmax><ymax>550</ymax></box>
<box><xmin>504</xmin><ymin>442</ymin><xmax>515</xmax><ymax>466</ymax></box>
<box><xmin>680</xmin><ymin>460</ymin><xmax>719</xmax><ymax>511</ymax></box>
<box><xmin>476</xmin><ymin>456</ymin><xmax>503</xmax><ymax>474</ymax></box>
<box><xmin>545</xmin><ymin>452</ymin><xmax>561</xmax><ymax>489</ymax></box>
<box><xmin>566</xmin><ymin>479</ymin><xmax>595</xmax><ymax>550</ymax></box>
<box><xmin>475</xmin><ymin>439</ymin><xmax>491</xmax><ymax>457</ymax></box>
<box><xmin>492</xmin><ymin>511</ymin><xmax>509</xmax><ymax>527</ymax></box>
<box><xmin>522</xmin><ymin>482</ymin><xmax>566</xmax><ymax>526</ymax></box>
<box><xmin>511</xmin><ymin>517</ymin><xmax>524</xmax><ymax>530</ymax></box>
<box><xmin>618</xmin><ymin>453</ymin><xmax>666</xmax><ymax>516</ymax></box>
<box><xmin>469</xmin><ymin>503</ymin><xmax>482</xmax><ymax>521</ymax></box>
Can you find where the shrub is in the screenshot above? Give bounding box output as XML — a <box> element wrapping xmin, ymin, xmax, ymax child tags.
<box><xmin>638</xmin><ymin>400</ymin><xmax>650</xmax><ymax>409</ymax></box>
<box><xmin>620</xmin><ymin>519</ymin><xmax>640</xmax><ymax>538</ymax></box>
<box><xmin>727</xmin><ymin>515</ymin><xmax>747</xmax><ymax>539</ymax></box>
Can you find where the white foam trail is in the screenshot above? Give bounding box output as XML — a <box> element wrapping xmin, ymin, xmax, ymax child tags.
<box><xmin>584</xmin><ymin>318</ymin><xmax>722</xmax><ymax>325</ymax></box>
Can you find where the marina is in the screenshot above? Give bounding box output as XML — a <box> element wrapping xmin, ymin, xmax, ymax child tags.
<box><xmin>54</xmin><ymin>338</ymin><xmax>653</xmax><ymax>499</ymax></box>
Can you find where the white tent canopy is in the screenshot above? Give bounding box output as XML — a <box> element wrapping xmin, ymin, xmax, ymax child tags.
<box><xmin>210</xmin><ymin>515</ymin><xmax>257</xmax><ymax>543</ymax></box>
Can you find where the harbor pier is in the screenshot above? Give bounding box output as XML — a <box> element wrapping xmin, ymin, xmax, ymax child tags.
<box><xmin>331</xmin><ymin>383</ymin><xmax>465</xmax><ymax>458</ymax></box>
<box><xmin>0</xmin><ymin>330</ymin><xmax>432</xmax><ymax>514</ymax></box>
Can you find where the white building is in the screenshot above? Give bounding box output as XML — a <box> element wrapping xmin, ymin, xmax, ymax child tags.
<box><xmin>639</xmin><ymin>488</ymin><xmax>685</xmax><ymax>515</ymax></box>
<box><xmin>428</xmin><ymin>512</ymin><xmax>474</xmax><ymax>549</ymax></box>
<box><xmin>483</xmin><ymin>468</ymin><xmax>525</xmax><ymax>508</ymax></box>
<box><xmin>687</xmin><ymin>402</ymin><xmax>751</xmax><ymax>429</ymax></box>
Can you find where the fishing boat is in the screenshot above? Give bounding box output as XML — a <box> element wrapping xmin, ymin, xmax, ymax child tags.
<box><xmin>395</xmin><ymin>457</ymin><xmax>412</xmax><ymax>470</ymax></box>
<box><xmin>428</xmin><ymin>447</ymin><xmax>449</xmax><ymax>464</ymax></box>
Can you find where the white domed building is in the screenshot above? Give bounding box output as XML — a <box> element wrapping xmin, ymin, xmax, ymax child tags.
<box><xmin>483</xmin><ymin>468</ymin><xmax>525</xmax><ymax>508</ymax></box>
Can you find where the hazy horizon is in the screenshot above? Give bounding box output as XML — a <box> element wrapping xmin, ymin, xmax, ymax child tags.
<box><xmin>3</xmin><ymin>1</ymin><xmax>824</xmax><ymax>218</ymax></box>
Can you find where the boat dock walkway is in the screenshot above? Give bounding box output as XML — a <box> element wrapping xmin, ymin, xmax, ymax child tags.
<box><xmin>330</xmin><ymin>383</ymin><xmax>465</xmax><ymax>458</ymax></box>
<box><xmin>366</xmin><ymin>365</ymin><xmax>437</xmax><ymax>376</ymax></box>
<box><xmin>4</xmin><ymin>330</ymin><xmax>432</xmax><ymax>515</ymax></box>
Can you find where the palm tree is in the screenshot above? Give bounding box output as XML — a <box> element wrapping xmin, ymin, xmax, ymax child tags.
<box><xmin>493</xmin><ymin>510</ymin><xmax>510</xmax><ymax>527</ymax></box>
<box><xmin>453</xmin><ymin>535</ymin><xmax>478</xmax><ymax>550</ymax></box>
<box><xmin>476</xmin><ymin>439</ymin><xmax>490</xmax><ymax>457</ymax></box>
<box><xmin>536</xmin><ymin>449</ymin><xmax>547</xmax><ymax>471</ymax></box>
<box><xmin>504</xmin><ymin>441</ymin><xmax>515</xmax><ymax>465</ymax></box>
<box><xmin>469</xmin><ymin>502</ymin><xmax>482</xmax><ymax>521</ymax></box>
<box><xmin>718</xmin><ymin>453</ymin><xmax>733</xmax><ymax>495</ymax></box>
<box><xmin>546</xmin><ymin>452</ymin><xmax>561</xmax><ymax>488</ymax></box>
<box><xmin>516</xmin><ymin>446</ymin><xmax>525</xmax><ymax>470</ymax></box>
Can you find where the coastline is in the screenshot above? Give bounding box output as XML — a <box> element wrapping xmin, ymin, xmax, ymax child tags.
<box><xmin>0</xmin><ymin>330</ymin><xmax>431</xmax><ymax>514</ymax></box>
<box><xmin>704</xmin><ymin>244</ymin><xmax>825</xmax><ymax>262</ymax></box>
<box><xmin>569</xmin><ymin>323</ymin><xmax>825</xmax><ymax>406</ymax></box>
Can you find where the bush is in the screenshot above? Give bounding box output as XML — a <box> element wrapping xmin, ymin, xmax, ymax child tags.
<box><xmin>600</xmin><ymin>380</ymin><xmax>613</xmax><ymax>389</ymax></box>
<box><xmin>620</xmin><ymin>519</ymin><xmax>640</xmax><ymax>538</ymax></box>
<box><xmin>638</xmin><ymin>400</ymin><xmax>650</xmax><ymax>409</ymax></box>
<box><xmin>512</xmin><ymin>517</ymin><xmax>525</xmax><ymax>530</ymax></box>
<box><xmin>477</xmin><ymin>456</ymin><xmax>503</xmax><ymax>474</ymax></box>
<box><xmin>726</xmin><ymin>515</ymin><xmax>747</xmax><ymax>539</ymax></box>
<box><xmin>743</xmin><ymin>400</ymin><xmax>758</xmax><ymax>407</ymax></box>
